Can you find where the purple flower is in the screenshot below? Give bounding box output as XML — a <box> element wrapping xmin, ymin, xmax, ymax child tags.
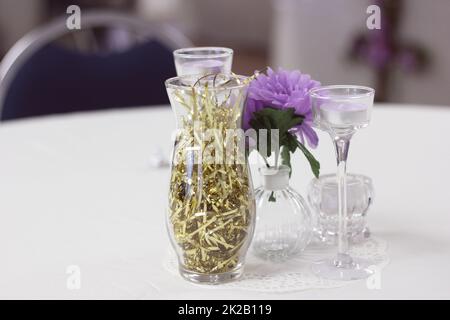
<box><xmin>365</xmin><ymin>32</ymin><xmax>392</xmax><ymax>69</ymax></box>
<box><xmin>244</xmin><ymin>68</ymin><xmax>321</xmax><ymax>148</ymax></box>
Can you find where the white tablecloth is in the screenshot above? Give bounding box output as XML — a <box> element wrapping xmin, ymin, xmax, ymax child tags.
<box><xmin>0</xmin><ymin>104</ymin><xmax>449</xmax><ymax>299</ymax></box>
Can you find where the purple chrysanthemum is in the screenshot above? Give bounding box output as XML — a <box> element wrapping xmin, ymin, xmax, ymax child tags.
<box><xmin>244</xmin><ymin>68</ymin><xmax>321</xmax><ymax>148</ymax></box>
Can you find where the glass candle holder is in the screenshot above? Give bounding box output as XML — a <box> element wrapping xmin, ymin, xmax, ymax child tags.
<box><xmin>173</xmin><ymin>47</ymin><xmax>233</xmax><ymax>76</ymax></box>
<box><xmin>309</xmin><ymin>85</ymin><xmax>375</xmax><ymax>281</ymax></box>
<box><xmin>307</xmin><ymin>173</ymin><xmax>374</xmax><ymax>244</ymax></box>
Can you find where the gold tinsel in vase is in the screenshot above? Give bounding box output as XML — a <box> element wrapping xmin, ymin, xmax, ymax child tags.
<box><xmin>168</xmin><ymin>76</ymin><xmax>254</xmax><ymax>275</ymax></box>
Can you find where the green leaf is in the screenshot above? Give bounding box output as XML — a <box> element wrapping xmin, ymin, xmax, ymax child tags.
<box><xmin>268</xmin><ymin>191</ymin><xmax>276</xmax><ymax>202</ymax></box>
<box><xmin>280</xmin><ymin>146</ymin><xmax>292</xmax><ymax>177</ymax></box>
<box><xmin>253</xmin><ymin>107</ymin><xmax>304</xmax><ymax>134</ymax></box>
<box><xmin>251</xmin><ymin>107</ymin><xmax>304</xmax><ymax>159</ymax></box>
<box><xmin>284</xmin><ymin>133</ymin><xmax>299</xmax><ymax>153</ymax></box>
<box><xmin>295</xmin><ymin>137</ymin><xmax>321</xmax><ymax>178</ymax></box>
<box><xmin>248</xmin><ymin>106</ymin><xmax>320</xmax><ymax>179</ymax></box>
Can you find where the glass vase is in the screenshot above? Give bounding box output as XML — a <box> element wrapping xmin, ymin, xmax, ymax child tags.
<box><xmin>165</xmin><ymin>73</ymin><xmax>255</xmax><ymax>284</ymax></box>
<box><xmin>252</xmin><ymin>165</ymin><xmax>312</xmax><ymax>261</ymax></box>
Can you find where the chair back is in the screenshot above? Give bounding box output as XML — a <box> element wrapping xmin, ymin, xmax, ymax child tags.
<box><xmin>0</xmin><ymin>10</ymin><xmax>193</xmax><ymax>120</ymax></box>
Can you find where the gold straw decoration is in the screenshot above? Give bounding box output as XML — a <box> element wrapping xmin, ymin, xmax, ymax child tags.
<box><xmin>168</xmin><ymin>75</ymin><xmax>255</xmax><ymax>274</ymax></box>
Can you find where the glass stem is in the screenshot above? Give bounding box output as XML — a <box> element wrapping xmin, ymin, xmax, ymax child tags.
<box><xmin>334</xmin><ymin>136</ymin><xmax>352</xmax><ymax>268</ymax></box>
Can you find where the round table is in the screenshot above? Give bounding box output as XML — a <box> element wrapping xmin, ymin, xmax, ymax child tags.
<box><xmin>0</xmin><ymin>104</ymin><xmax>449</xmax><ymax>299</ymax></box>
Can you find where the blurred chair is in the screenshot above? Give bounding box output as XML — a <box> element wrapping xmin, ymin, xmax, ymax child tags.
<box><xmin>0</xmin><ymin>10</ymin><xmax>193</xmax><ymax>121</ymax></box>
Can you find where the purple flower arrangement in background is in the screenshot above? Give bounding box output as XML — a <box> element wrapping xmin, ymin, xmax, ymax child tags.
<box><xmin>349</xmin><ymin>0</ymin><xmax>429</xmax><ymax>101</ymax></box>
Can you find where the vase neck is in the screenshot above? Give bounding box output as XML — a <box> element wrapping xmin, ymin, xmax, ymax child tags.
<box><xmin>260</xmin><ymin>165</ymin><xmax>290</xmax><ymax>191</ymax></box>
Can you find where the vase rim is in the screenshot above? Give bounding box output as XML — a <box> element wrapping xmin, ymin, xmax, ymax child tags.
<box><xmin>173</xmin><ymin>47</ymin><xmax>233</xmax><ymax>59</ymax></box>
<box><xmin>259</xmin><ymin>165</ymin><xmax>290</xmax><ymax>176</ymax></box>
<box><xmin>259</xmin><ymin>165</ymin><xmax>290</xmax><ymax>190</ymax></box>
<box><xmin>309</xmin><ymin>85</ymin><xmax>375</xmax><ymax>100</ymax></box>
<box><xmin>314</xmin><ymin>173</ymin><xmax>372</xmax><ymax>182</ymax></box>
<box><xmin>165</xmin><ymin>74</ymin><xmax>248</xmax><ymax>92</ymax></box>
<box><xmin>309</xmin><ymin>173</ymin><xmax>373</xmax><ymax>188</ymax></box>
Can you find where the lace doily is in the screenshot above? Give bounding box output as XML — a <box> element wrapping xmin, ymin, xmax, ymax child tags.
<box><xmin>163</xmin><ymin>237</ymin><xmax>389</xmax><ymax>293</ymax></box>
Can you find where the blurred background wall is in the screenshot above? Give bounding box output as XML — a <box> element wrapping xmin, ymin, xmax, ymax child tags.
<box><xmin>271</xmin><ymin>0</ymin><xmax>450</xmax><ymax>105</ymax></box>
<box><xmin>0</xmin><ymin>0</ymin><xmax>43</xmax><ymax>53</ymax></box>
<box><xmin>0</xmin><ymin>0</ymin><xmax>449</xmax><ymax>105</ymax></box>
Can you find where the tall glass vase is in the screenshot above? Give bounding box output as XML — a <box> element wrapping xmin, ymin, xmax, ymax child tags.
<box><xmin>165</xmin><ymin>74</ymin><xmax>255</xmax><ymax>284</ymax></box>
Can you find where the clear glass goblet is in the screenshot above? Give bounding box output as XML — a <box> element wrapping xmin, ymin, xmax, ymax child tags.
<box><xmin>173</xmin><ymin>47</ymin><xmax>233</xmax><ymax>76</ymax></box>
<box><xmin>309</xmin><ymin>85</ymin><xmax>375</xmax><ymax>280</ymax></box>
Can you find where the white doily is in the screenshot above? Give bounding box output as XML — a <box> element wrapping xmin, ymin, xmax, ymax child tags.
<box><xmin>163</xmin><ymin>237</ymin><xmax>389</xmax><ymax>293</ymax></box>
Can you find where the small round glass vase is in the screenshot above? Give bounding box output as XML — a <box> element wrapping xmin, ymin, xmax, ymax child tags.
<box><xmin>252</xmin><ymin>165</ymin><xmax>312</xmax><ymax>261</ymax></box>
<box><xmin>307</xmin><ymin>173</ymin><xmax>374</xmax><ymax>244</ymax></box>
